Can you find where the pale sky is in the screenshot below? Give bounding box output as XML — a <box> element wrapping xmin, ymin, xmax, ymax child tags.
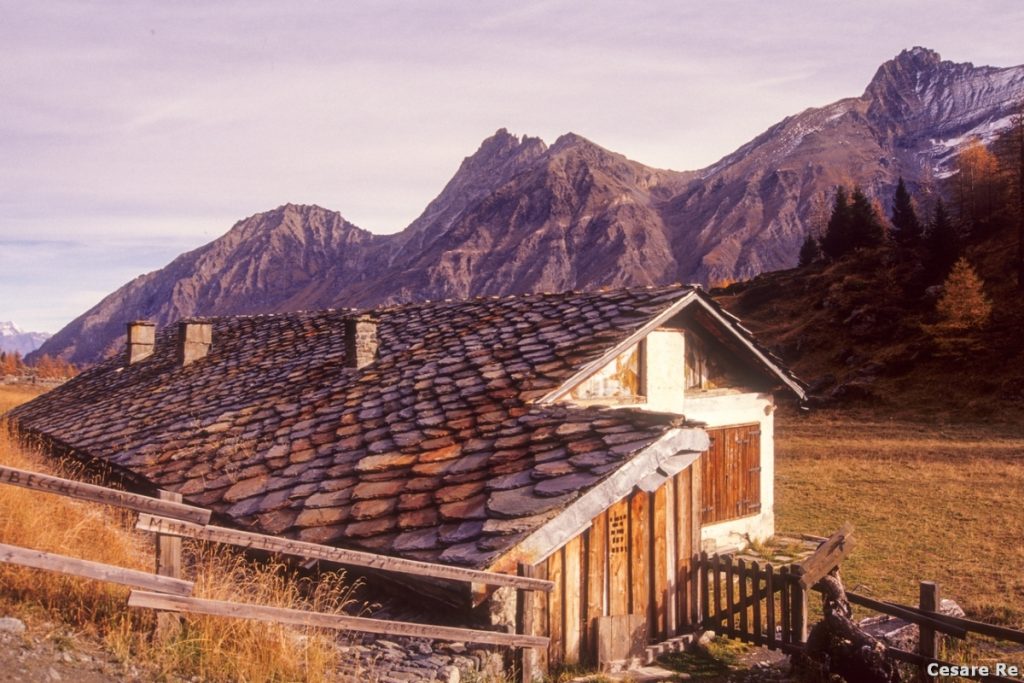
<box><xmin>3</xmin><ymin>1</ymin><xmax>1024</xmax><ymax>333</ymax></box>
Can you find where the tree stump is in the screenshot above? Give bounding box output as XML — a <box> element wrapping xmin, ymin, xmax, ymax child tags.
<box><xmin>795</xmin><ymin>569</ymin><xmax>901</xmax><ymax>683</ymax></box>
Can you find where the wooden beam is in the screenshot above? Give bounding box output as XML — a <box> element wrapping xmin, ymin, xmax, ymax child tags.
<box><xmin>127</xmin><ymin>591</ymin><xmax>549</xmax><ymax>649</ymax></box>
<box><xmin>136</xmin><ymin>514</ymin><xmax>552</xmax><ymax>592</ymax></box>
<box><xmin>652</xmin><ymin>485</ymin><xmax>668</xmax><ymax>641</ymax></box>
<box><xmin>844</xmin><ymin>591</ymin><xmax>968</xmax><ymax>639</ymax></box>
<box><xmin>548</xmin><ymin>549</ymin><xmax>564</xmax><ymax>667</ymax></box>
<box><xmin>629</xmin><ymin>491</ymin><xmax>650</xmax><ymax>625</ymax></box>
<box><xmin>585</xmin><ymin>511</ymin><xmax>606</xmax><ymax>662</ymax></box>
<box><xmin>155</xmin><ymin>492</ymin><xmax>184</xmax><ymax>581</ymax></box>
<box><xmin>563</xmin><ymin>536</ymin><xmax>582</xmax><ymax>665</ymax></box>
<box><xmin>0</xmin><ymin>542</ymin><xmax>193</xmax><ymax>596</ymax></box>
<box><xmin>517</xmin><ymin>563</ymin><xmax>537</xmax><ymax>683</ymax></box>
<box><xmin>0</xmin><ymin>465</ymin><xmax>211</xmax><ymax>525</ymax></box>
<box><xmin>882</xmin><ymin>602</ymin><xmax>1024</xmax><ymax>645</ymax></box>
<box><xmin>795</xmin><ymin>523</ymin><xmax>855</xmax><ymax>589</ymax></box>
<box><xmin>533</xmin><ymin>563</ymin><xmax>549</xmax><ymax>675</ymax></box>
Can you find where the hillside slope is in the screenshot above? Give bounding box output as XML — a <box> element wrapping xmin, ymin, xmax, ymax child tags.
<box><xmin>713</xmin><ymin>222</ymin><xmax>1024</xmax><ymax>421</ymax></box>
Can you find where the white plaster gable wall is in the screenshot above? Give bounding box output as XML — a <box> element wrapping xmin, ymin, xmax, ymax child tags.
<box><xmin>559</xmin><ymin>327</ymin><xmax>779</xmax><ymax>554</ymax></box>
<box><xmin>644</xmin><ymin>329</ymin><xmax>686</xmax><ymax>410</ymax></box>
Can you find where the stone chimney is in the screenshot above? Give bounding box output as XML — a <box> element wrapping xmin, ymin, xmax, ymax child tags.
<box><xmin>344</xmin><ymin>314</ymin><xmax>378</xmax><ymax>369</ymax></box>
<box><xmin>125</xmin><ymin>321</ymin><xmax>156</xmax><ymax>365</ymax></box>
<box><xmin>177</xmin><ymin>321</ymin><xmax>212</xmax><ymax>366</ymax></box>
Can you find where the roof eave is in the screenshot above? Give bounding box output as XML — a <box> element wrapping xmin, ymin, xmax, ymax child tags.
<box><xmin>487</xmin><ymin>426</ymin><xmax>710</xmax><ymax>570</ymax></box>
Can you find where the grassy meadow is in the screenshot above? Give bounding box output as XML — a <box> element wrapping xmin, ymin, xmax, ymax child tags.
<box><xmin>0</xmin><ymin>384</ymin><xmax>369</xmax><ymax>683</ymax></box>
<box><xmin>775</xmin><ymin>408</ymin><xmax>1024</xmax><ymax>670</ymax></box>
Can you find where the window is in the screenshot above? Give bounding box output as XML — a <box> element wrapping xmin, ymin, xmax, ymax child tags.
<box><xmin>569</xmin><ymin>343</ymin><xmax>642</xmax><ymax>404</ymax></box>
<box><xmin>700</xmin><ymin>424</ymin><xmax>761</xmax><ymax>525</ymax></box>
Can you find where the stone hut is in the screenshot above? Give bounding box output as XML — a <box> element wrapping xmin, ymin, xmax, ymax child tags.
<box><xmin>9</xmin><ymin>285</ymin><xmax>804</xmax><ymax>671</ymax></box>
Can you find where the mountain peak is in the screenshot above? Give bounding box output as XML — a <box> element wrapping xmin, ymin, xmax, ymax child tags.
<box><xmin>471</xmin><ymin>128</ymin><xmax>546</xmax><ymax>164</ymax></box>
<box><xmin>865</xmin><ymin>47</ymin><xmax>948</xmax><ymax>95</ymax></box>
<box><xmin>893</xmin><ymin>46</ymin><xmax>943</xmax><ymax>69</ymax></box>
<box><xmin>551</xmin><ymin>131</ymin><xmax>600</xmax><ymax>152</ymax></box>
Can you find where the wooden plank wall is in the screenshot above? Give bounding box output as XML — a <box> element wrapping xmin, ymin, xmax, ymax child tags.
<box><xmin>537</xmin><ymin>470</ymin><xmax>697</xmax><ymax>668</ymax></box>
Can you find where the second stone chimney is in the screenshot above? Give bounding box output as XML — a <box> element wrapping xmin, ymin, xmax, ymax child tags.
<box><xmin>177</xmin><ymin>321</ymin><xmax>212</xmax><ymax>366</ymax></box>
<box><xmin>125</xmin><ymin>321</ymin><xmax>156</xmax><ymax>365</ymax></box>
<box><xmin>344</xmin><ymin>314</ymin><xmax>378</xmax><ymax>369</ymax></box>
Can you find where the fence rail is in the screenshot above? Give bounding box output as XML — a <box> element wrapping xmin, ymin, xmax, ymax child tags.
<box><xmin>0</xmin><ymin>464</ymin><xmax>211</xmax><ymax>525</ymax></box>
<box><xmin>0</xmin><ymin>462</ymin><xmax>550</xmax><ymax>657</ymax></box>
<box><xmin>136</xmin><ymin>513</ymin><xmax>554</xmax><ymax>592</ymax></box>
<box><xmin>128</xmin><ymin>590</ymin><xmax>548</xmax><ymax>649</ymax></box>
<box><xmin>0</xmin><ymin>541</ymin><xmax>194</xmax><ymax>596</ymax></box>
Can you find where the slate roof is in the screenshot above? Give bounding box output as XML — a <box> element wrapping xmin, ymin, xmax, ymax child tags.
<box><xmin>9</xmin><ymin>285</ymin><xmax>796</xmax><ymax>570</ymax></box>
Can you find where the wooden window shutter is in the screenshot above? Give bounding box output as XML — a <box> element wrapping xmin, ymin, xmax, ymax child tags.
<box><xmin>699</xmin><ymin>424</ymin><xmax>762</xmax><ymax>525</ymax></box>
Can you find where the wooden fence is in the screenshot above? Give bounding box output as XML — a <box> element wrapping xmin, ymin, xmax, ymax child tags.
<box><xmin>0</xmin><ymin>463</ymin><xmax>551</xmax><ymax>653</ymax></box>
<box><xmin>694</xmin><ymin>525</ymin><xmax>1024</xmax><ymax>683</ymax></box>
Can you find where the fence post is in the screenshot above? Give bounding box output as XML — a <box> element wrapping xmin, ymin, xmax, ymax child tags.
<box><xmin>791</xmin><ymin>575</ymin><xmax>808</xmax><ymax>644</ymax></box>
<box><xmin>919</xmin><ymin>581</ymin><xmax>939</xmax><ymax>683</ymax></box>
<box><xmin>697</xmin><ymin>551</ymin><xmax>708</xmax><ymax>628</ymax></box>
<box><xmin>155</xmin><ymin>490</ymin><xmax>184</xmax><ymax>641</ymax></box>
<box><xmin>517</xmin><ymin>563</ymin><xmax>536</xmax><ymax>683</ymax></box>
<box><xmin>737</xmin><ymin>559</ymin><xmax>748</xmax><ymax>641</ymax></box>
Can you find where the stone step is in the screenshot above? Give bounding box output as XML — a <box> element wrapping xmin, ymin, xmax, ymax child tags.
<box><xmin>644</xmin><ymin>634</ymin><xmax>695</xmax><ymax>664</ymax></box>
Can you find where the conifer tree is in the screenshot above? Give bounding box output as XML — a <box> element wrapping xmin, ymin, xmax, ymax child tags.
<box><xmin>798</xmin><ymin>233</ymin><xmax>821</xmax><ymax>267</ymax></box>
<box><xmin>849</xmin><ymin>187</ymin><xmax>885</xmax><ymax>248</ymax></box>
<box><xmin>924</xmin><ymin>199</ymin><xmax>960</xmax><ymax>281</ymax></box>
<box><xmin>820</xmin><ymin>186</ymin><xmax>852</xmax><ymax>260</ymax></box>
<box><xmin>890</xmin><ymin>177</ymin><xmax>922</xmax><ymax>247</ymax></box>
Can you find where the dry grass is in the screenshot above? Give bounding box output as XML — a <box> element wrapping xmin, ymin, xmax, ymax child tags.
<box><xmin>775</xmin><ymin>408</ymin><xmax>1024</xmax><ymax>667</ymax></box>
<box><xmin>108</xmin><ymin>546</ymin><xmax>368</xmax><ymax>683</ymax></box>
<box><xmin>0</xmin><ymin>385</ymin><xmax>370</xmax><ymax>682</ymax></box>
<box><xmin>0</xmin><ymin>382</ymin><xmax>48</xmax><ymax>414</ymax></box>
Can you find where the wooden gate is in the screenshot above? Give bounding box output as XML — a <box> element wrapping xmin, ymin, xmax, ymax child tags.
<box><xmin>695</xmin><ymin>552</ymin><xmax>808</xmax><ymax>654</ymax></box>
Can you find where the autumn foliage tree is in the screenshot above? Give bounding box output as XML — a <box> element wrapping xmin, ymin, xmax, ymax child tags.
<box><xmin>954</xmin><ymin>139</ymin><xmax>1009</xmax><ymax>238</ymax></box>
<box><xmin>926</xmin><ymin>257</ymin><xmax>992</xmax><ymax>354</ymax></box>
<box><xmin>935</xmin><ymin>258</ymin><xmax>992</xmax><ymax>331</ymax></box>
<box><xmin>32</xmin><ymin>354</ymin><xmax>77</xmax><ymax>380</ymax></box>
<box><xmin>1</xmin><ymin>351</ymin><xmax>25</xmax><ymax>376</ymax></box>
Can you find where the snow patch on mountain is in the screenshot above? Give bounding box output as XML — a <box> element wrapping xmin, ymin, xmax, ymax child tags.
<box><xmin>0</xmin><ymin>322</ymin><xmax>51</xmax><ymax>356</ymax></box>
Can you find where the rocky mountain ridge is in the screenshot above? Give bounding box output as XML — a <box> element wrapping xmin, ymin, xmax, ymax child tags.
<box><xmin>35</xmin><ymin>48</ymin><xmax>1024</xmax><ymax>365</ymax></box>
